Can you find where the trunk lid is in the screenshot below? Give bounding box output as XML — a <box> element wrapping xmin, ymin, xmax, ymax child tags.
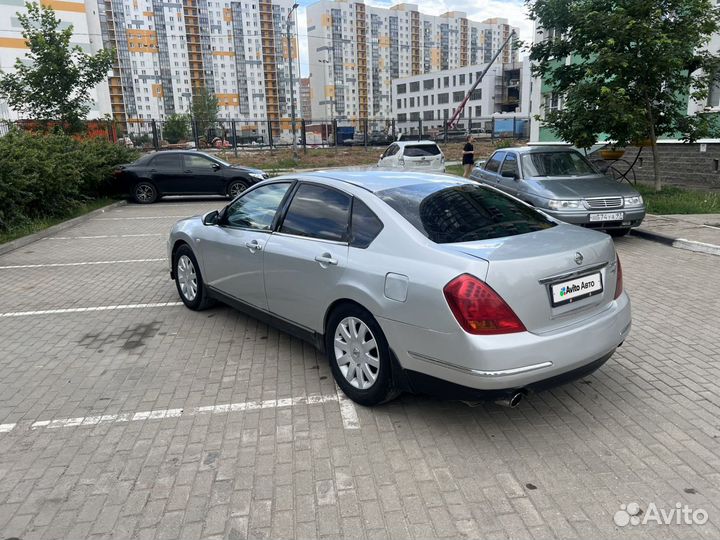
<box><xmin>443</xmin><ymin>224</ymin><xmax>619</xmax><ymax>334</ymax></box>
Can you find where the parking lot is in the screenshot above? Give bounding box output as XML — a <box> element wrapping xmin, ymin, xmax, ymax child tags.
<box><xmin>1</xmin><ymin>199</ymin><xmax>719</xmax><ymax>540</ymax></box>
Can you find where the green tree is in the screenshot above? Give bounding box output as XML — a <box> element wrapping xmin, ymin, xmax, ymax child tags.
<box><xmin>191</xmin><ymin>87</ymin><xmax>220</xmax><ymax>141</ymax></box>
<box><xmin>527</xmin><ymin>0</ymin><xmax>720</xmax><ymax>191</ymax></box>
<box><xmin>0</xmin><ymin>3</ymin><xmax>113</xmax><ymax>132</ymax></box>
<box><xmin>163</xmin><ymin>113</ymin><xmax>190</xmax><ymax>144</ymax></box>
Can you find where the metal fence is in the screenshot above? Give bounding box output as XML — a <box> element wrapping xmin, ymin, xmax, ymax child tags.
<box><xmin>0</xmin><ymin>115</ymin><xmax>530</xmax><ymax>153</ymax></box>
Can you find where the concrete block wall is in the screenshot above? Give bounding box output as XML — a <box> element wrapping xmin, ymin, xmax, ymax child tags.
<box><xmin>589</xmin><ymin>143</ymin><xmax>720</xmax><ymax>190</ymax></box>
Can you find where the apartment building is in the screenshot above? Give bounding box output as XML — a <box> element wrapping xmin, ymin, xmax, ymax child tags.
<box><xmin>99</xmin><ymin>0</ymin><xmax>300</xmax><ymax>137</ymax></box>
<box><xmin>0</xmin><ymin>0</ymin><xmax>111</xmax><ymax>119</ymax></box>
<box><xmin>299</xmin><ymin>77</ymin><xmax>312</xmax><ymax>119</ymax></box>
<box><xmin>392</xmin><ymin>60</ymin><xmax>531</xmax><ymax>135</ymax></box>
<box><xmin>306</xmin><ymin>0</ymin><xmax>519</xmax><ymax>121</ymax></box>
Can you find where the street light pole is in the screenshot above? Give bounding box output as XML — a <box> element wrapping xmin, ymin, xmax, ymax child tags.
<box><xmin>286</xmin><ymin>3</ymin><xmax>299</xmax><ymax>160</ymax></box>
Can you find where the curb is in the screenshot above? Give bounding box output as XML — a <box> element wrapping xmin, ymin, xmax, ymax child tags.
<box><xmin>631</xmin><ymin>228</ymin><xmax>720</xmax><ymax>257</ymax></box>
<box><xmin>0</xmin><ymin>200</ymin><xmax>128</xmax><ymax>257</ymax></box>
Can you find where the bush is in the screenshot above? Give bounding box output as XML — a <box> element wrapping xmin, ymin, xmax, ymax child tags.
<box><xmin>0</xmin><ymin>129</ymin><xmax>139</xmax><ymax>233</ymax></box>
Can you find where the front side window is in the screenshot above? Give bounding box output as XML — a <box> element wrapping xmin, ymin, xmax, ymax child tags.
<box><xmin>224</xmin><ymin>182</ymin><xmax>291</xmax><ymax>230</ymax></box>
<box><xmin>378</xmin><ymin>183</ymin><xmax>555</xmax><ymax>244</ymax></box>
<box><xmin>521</xmin><ymin>151</ymin><xmax>596</xmax><ymax>177</ymax></box>
<box><xmin>500</xmin><ymin>153</ymin><xmax>519</xmax><ymax>177</ymax></box>
<box><xmin>184</xmin><ymin>154</ymin><xmax>216</xmax><ymax>170</ymax></box>
<box><xmin>280</xmin><ymin>184</ymin><xmax>351</xmax><ymax>242</ymax></box>
<box><xmin>484</xmin><ymin>151</ymin><xmax>505</xmax><ymax>172</ymax></box>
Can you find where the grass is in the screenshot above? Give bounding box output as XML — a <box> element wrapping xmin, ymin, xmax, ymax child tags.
<box><xmin>0</xmin><ymin>197</ymin><xmax>118</xmax><ymax>245</ymax></box>
<box><xmin>636</xmin><ymin>184</ymin><xmax>720</xmax><ymax>215</ymax></box>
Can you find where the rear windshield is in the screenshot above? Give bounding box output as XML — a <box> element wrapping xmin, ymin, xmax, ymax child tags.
<box><xmin>403</xmin><ymin>144</ymin><xmax>441</xmax><ymax>157</ymax></box>
<box><xmin>377</xmin><ymin>182</ymin><xmax>556</xmax><ymax>244</ymax></box>
<box><xmin>521</xmin><ymin>151</ymin><xmax>596</xmax><ymax>177</ymax></box>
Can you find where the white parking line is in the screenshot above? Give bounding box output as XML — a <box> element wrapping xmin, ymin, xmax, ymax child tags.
<box><xmin>0</xmin><ymin>302</ymin><xmax>183</xmax><ymax>318</ymax></box>
<box><xmin>336</xmin><ymin>386</ymin><xmax>360</xmax><ymax>430</ymax></box>
<box><xmin>0</xmin><ymin>259</ymin><xmax>164</xmax><ymax>270</ymax></box>
<box><xmin>45</xmin><ymin>234</ymin><xmax>164</xmax><ymax>240</ymax></box>
<box><xmin>92</xmin><ymin>216</ymin><xmax>188</xmax><ymax>221</ymax></box>
<box><xmin>1</xmin><ymin>393</ymin><xmax>357</xmax><ymax>434</ymax></box>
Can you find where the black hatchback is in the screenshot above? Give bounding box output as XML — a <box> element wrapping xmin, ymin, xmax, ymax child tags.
<box><xmin>116</xmin><ymin>151</ymin><xmax>269</xmax><ymax>204</ymax></box>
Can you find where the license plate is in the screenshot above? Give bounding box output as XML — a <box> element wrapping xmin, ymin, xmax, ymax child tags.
<box><xmin>589</xmin><ymin>212</ymin><xmax>623</xmax><ymax>222</ymax></box>
<box><xmin>550</xmin><ymin>272</ymin><xmax>603</xmax><ymax>307</ymax></box>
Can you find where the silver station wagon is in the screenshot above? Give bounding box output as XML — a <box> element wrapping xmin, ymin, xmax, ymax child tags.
<box><xmin>471</xmin><ymin>146</ymin><xmax>646</xmax><ymax>236</ymax></box>
<box><xmin>168</xmin><ymin>171</ymin><xmax>631</xmax><ymax>407</ymax></box>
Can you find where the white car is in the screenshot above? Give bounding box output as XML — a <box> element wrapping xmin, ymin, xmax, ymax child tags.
<box><xmin>378</xmin><ymin>140</ymin><xmax>445</xmax><ymax>172</ymax></box>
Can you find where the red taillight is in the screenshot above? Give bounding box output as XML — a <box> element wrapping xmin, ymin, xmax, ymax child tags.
<box><xmin>443</xmin><ymin>274</ymin><xmax>526</xmax><ymax>335</ymax></box>
<box><xmin>614</xmin><ymin>255</ymin><xmax>623</xmax><ymax>299</ymax></box>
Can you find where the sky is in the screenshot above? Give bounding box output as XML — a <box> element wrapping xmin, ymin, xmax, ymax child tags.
<box><xmin>294</xmin><ymin>0</ymin><xmax>533</xmax><ymax>77</ymax></box>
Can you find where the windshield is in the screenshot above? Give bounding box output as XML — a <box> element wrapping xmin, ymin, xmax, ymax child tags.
<box><xmin>521</xmin><ymin>151</ymin><xmax>597</xmax><ymax>177</ymax></box>
<box><xmin>208</xmin><ymin>155</ymin><xmax>232</xmax><ymax>166</ymax></box>
<box><xmin>377</xmin><ymin>182</ymin><xmax>555</xmax><ymax>244</ymax></box>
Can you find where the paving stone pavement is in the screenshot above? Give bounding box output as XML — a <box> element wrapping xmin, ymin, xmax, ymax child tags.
<box><xmin>0</xmin><ymin>199</ymin><xmax>719</xmax><ymax>540</ymax></box>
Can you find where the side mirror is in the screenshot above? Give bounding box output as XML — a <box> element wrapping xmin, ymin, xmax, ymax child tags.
<box><xmin>475</xmin><ymin>160</ymin><xmax>486</xmax><ymax>168</ymax></box>
<box><xmin>501</xmin><ymin>170</ymin><xmax>518</xmax><ymax>179</ymax></box>
<box><xmin>203</xmin><ymin>210</ymin><xmax>220</xmax><ymax>226</ymax></box>
<box><xmin>212</xmin><ymin>163</ymin><xmax>222</xmax><ymax>171</ymax></box>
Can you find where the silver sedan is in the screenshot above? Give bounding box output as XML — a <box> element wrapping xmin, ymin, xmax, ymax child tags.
<box><xmin>168</xmin><ymin>171</ymin><xmax>631</xmax><ymax>406</ymax></box>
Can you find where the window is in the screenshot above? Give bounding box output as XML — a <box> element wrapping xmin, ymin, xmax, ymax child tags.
<box><xmin>377</xmin><ymin>183</ymin><xmax>555</xmax><ymax>244</ymax></box>
<box><xmin>485</xmin><ymin>151</ymin><xmax>505</xmax><ymax>172</ymax></box>
<box><xmin>469</xmin><ymin>89</ymin><xmax>481</xmax><ymax>101</ymax></box>
<box><xmin>409</xmin><ymin>81</ymin><xmax>420</xmax><ymax>92</ymax></box>
<box><xmin>499</xmin><ymin>153</ymin><xmax>518</xmax><ymax>178</ymax></box>
<box><xmin>423</xmin><ymin>79</ymin><xmax>434</xmax><ymax>90</ymax></box>
<box><xmin>438</xmin><ymin>93</ymin><xmax>449</xmax><ymax>104</ymax></box>
<box><xmin>397</xmin><ymin>83</ymin><xmax>406</xmax><ymax>94</ymax></box>
<box><xmin>459</xmin><ymin>74</ymin><xmax>465</xmax><ymax>85</ymax></box>
<box><xmin>443</xmin><ymin>76</ymin><xmax>449</xmax><ymax>87</ymax></box>
<box><xmin>423</xmin><ymin>110</ymin><xmax>433</xmax><ymax>121</ymax></box>
<box><xmin>381</xmin><ymin>144</ymin><xmax>400</xmax><ymax>158</ymax></box>
<box><xmin>184</xmin><ymin>154</ymin><xmax>216</xmax><ymax>170</ymax></box>
<box><xmin>350</xmin><ymin>199</ymin><xmax>383</xmax><ymax>248</ymax></box>
<box><xmin>150</xmin><ymin>154</ymin><xmax>181</xmax><ymax>169</ymax></box>
<box><xmin>397</xmin><ymin>113</ymin><xmax>407</xmax><ymax>122</ymax></box>
<box><xmin>403</xmin><ymin>144</ymin><xmax>440</xmax><ymax>157</ymax></box>
<box><xmin>224</xmin><ymin>182</ymin><xmax>291</xmax><ymax>230</ymax></box>
<box><xmin>521</xmin><ymin>151</ymin><xmax>597</xmax><ymax>177</ymax></box>
<box><xmin>280</xmin><ymin>184</ymin><xmax>351</xmax><ymax>242</ymax></box>
<box><xmin>452</xmin><ymin>91</ymin><xmax>464</xmax><ymax>102</ymax></box>
<box><xmin>409</xmin><ymin>112</ymin><xmax>420</xmax><ymax>121</ymax></box>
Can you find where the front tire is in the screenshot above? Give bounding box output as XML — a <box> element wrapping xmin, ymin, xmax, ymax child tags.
<box><xmin>326</xmin><ymin>304</ymin><xmax>397</xmax><ymax>406</ymax></box>
<box><xmin>173</xmin><ymin>245</ymin><xmax>214</xmax><ymax>310</ymax></box>
<box><xmin>227</xmin><ymin>179</ymin><xmax>249</xmax><ymax>199</ymax></box>
<box><xmin>133</xmin><ymin>181</ymin><xmax>158</xmax><ymax>204</ymax></box>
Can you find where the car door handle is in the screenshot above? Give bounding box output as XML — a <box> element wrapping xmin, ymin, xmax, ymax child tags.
<box><xmin>245</xmin><ymin>240</ymin><xmax>262</xmax><ymax>252</ymax></box>
<box><xmin>314</xmin><ymin>253</ymin><xmax>338</xmax><ymax>266</ymax></box>
<box><xmin>184</xmin><ymin>169</ymin><xmax>192</xmax><ymax>173</ymax></box>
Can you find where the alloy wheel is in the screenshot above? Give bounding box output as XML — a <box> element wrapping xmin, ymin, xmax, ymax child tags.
<box><xmin>135</xmin><ymin>184</ymin><xmax>155</xmax><ymax>202</ymax></box>
<box><xmin>177</xmin><ymin>255</ymin><xmax>197</xmax><ymax>301</ymax></box>
<box><xmin>229</xmin><ymin>182</ymin><xmax>247</xmax><ymax>198</ymax></box>
<box><xmin>334</xmin><ymin>316</ymin><xmax>380</xmax><ymax>389</ymax></box>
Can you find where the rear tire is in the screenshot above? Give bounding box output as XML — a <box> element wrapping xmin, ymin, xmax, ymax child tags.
<box><xmin>326</xmin><ymin>304</ymin><xmax>398</xmax><ymax>406</ymax></box>
<box><xmin>133</xmin><ymin>181</ymin><xmax>158</xmax><ymax>204</ymax></box>
<box><xmin>173</xmin><ymin>245</ymin><xmax>215</xmax><ymax>310</ymax></box>
<box><xmin>227</xmin><ymin>179</ymin><xmax>249</xmax><ymax>199</ymax></box>
<box><xmin>608</xmin><ymin>228</ymin><xmax>631</xmax><ymax>237</ymax></box>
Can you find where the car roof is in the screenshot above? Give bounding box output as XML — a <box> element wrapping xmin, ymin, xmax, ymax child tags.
<box><xmin>301</xmin><ymin>170</ymin><xmax>472</xmax><ymax>193</ymax></box>
<box><xmin>499</xmin><ymin>145</ymin><xmax>579</xmax><ymax>155</ymax></box>
<box><xmin>395</xmin><ymin>140</ymin><xmax>438</xmax><ymax>147</ymax></box>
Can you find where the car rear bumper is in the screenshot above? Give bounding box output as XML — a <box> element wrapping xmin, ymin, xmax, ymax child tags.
<box><xmin>545</xmin><ymin>207</ymin><xmax>646</xmax><ymax>229</ymax></box>
<box><xmin>379</xmin><ymin>292</ymin><xmax>631</xmax><ymax>394</ymax></box>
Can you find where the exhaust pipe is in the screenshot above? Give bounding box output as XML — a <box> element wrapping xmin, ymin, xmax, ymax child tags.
<box><xmin>494</xmin><ymin>391</ymin><xmax>523</xmax><ymax>408</ymax></box>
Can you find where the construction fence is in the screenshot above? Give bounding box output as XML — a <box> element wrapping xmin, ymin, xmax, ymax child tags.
<box><xmin>0</xmin><ymin>116</ymin><xmax>530</xmax><ymax>153</ymax></box>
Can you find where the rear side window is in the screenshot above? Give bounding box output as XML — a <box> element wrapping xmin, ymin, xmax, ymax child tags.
<box><xmin>350</xmin><ymin>199</ymin><xmax>384</xmax><ymax>248</ymax></box>
<box><xmin>484</xmin><ymin>151</ymin><xmax>505</xmax><ymax>172</ymax></box>
<box><xmin>281</xmin><ymin>184</ymin><xmax>351</xmax><ymax>242</ymax></box>
<box><xmin>403</xmin><ymin>144</ymin><xmax>441</xmax><ymax>157</ymax></box>
<box><xmin>378</xmin><ymin>183</ymin><xmax>555</xmax><ymax>244</ymax></box>
<box><xmin>151</xmin><ymin>154</ymin><xmax>181</xmax><ymax>169</ymax></box>
<box><xmin>382</xmin><ymin>144</ymin><xmax>399</xmax><ymax>158</ymax></box>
